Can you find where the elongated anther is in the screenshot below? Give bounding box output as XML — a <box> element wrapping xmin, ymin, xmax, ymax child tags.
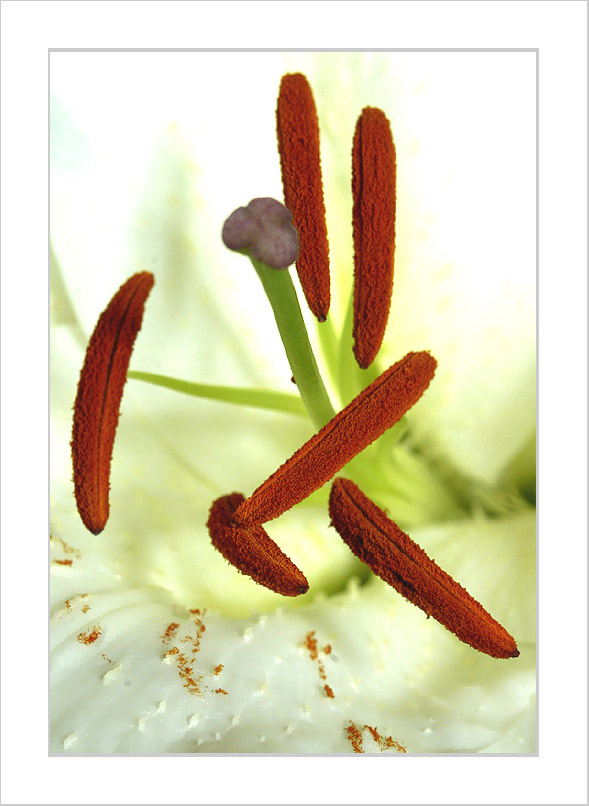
<box><xmin>352</xmin><ymin>107</ymin><xmax>396</xmax><ymax>369</ymax></box>
<box><xmin>329</xmin><ymin>478</ymin><xmax>520</xmax><ymax>659</ymax></box>
<box><xmin>71</xmin><ymin>272</ymin><xmax>154</xmax><ymax>534</ymax></box>
<box><xmin>277</xmin><ymin>73</ymin><xmax>330</xmax><ymax>321</ymax></box>
<box><xmin>207</xmin><ymin>493</ymin><xmax>309</xmax><ymax>596</ymax></box>
<box><xmin>235</xmin><ymin>351</ymin><xmax>436</xmax><ymax>526</ymax></box>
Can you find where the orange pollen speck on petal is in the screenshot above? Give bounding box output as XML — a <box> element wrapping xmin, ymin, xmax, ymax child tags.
<box><xmin>329</xmin><ymin>478</ymin><xmax>520</xmax><ymax>660</ymax></box>
<box><xmin>71</xmin><ymin>272</ymin><xmax>154</xmax><ymax>535</ymax></box>
<box><xmin>345</xmin><ymin>722</ymin><xmax>406</xmax><ymax>754</ymax></box>
<box><xmin>276</xmin><ymin>73</ymin><xmax>330</xmax><ymax>321</ymax></box>
<box><xmin>207</xmin><ymin>493</ymin><xmax>309</xmax><ymax>597</ymax></box>
<box><xmin>234</xmin><ymin>351</ymin><xmax>436</xmax><ymax>526</ymax></box>
<box><xmin>77</xmin><ymin>626</ymin><xmax>102</xmax><ymax>645</ymax></box>
<box><xmin>346</xmin><ymin>723</ymin><xmax>364</xmax><ymax>753</ymax></box>
<box><xmin>352</xmin><ymin>107</ymin><xmax>396</xmax><ymax>369</ymax></box>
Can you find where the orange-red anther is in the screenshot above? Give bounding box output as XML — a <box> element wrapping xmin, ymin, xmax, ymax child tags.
<box><xmin>329</xmin><ymin>478</ymin><xmax>520</xmax><ymax>659</ymax></box>
<box><xmin>71</xmin><ymin>272</ymin><xmax>154</xmax><ymax>534</ymax></box>
<box><xmin>235</xmin><ymin>351</ymin><xmax>436</xmax><ymax>526</ymax></box>
<box><xmin>352</xmin><ymin>107</ymin><xmax>396</xmax><ymax>369</ymax></box>
<box><xmin>207</xmin><ymin>493</ymin><xmax>309</xmax><ymax>596</ymax></box>
<box><xmin>276</xmin><ymin>73</ymin><xmax>330</xmax><ymax>321</ymax></box>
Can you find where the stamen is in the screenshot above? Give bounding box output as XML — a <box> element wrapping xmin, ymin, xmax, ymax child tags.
<box><xmin>276</xmin><ymin>73</ymin><xmax>330</xmax><ymax>321</ymax></box>
<box><xmin>235</xmin><ymin>351</ymin><xmax>436</xmax><ymax>526</ymax></box>
<box><xmin>207</xmin><ymin>493</ymin><xmax>309</xmax><ymax>596</ymax></box>
<box><xmin>71</xmin><ymin>272</ymin><xmax>154</xmax><ymax>534</ymax></box>
<box><xmin>352</xmin><ymin>107</ymin><xmax>396</xmax><ymax>369</ymax></box>
<box><xmin>222</xmin><ymin>197</ymin><xmax>299</xmax><ymax>269</ymax></box>
<box><xmin>329</xmin><ymin>478</ymin><xmax>519</xmax><ymax>659</ymax></box>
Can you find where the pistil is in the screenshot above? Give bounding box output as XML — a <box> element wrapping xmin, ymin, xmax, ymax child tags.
<box><xmin>222</xmin><ymin>198</ymin><xmax>335</xmax><ymax>429</ymax></box>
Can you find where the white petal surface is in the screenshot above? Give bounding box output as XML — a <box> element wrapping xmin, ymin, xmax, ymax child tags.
<box><xmin>50</xmin><ymin>494</ymin><xmax>535</xmax><ymax>753</ymax></box>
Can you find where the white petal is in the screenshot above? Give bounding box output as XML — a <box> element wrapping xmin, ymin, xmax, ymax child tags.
<box><xmin>50</xmin><ymin>502</ymin><xmax>535</xmax><ymax>753</ymax></box>
<box><xmin>50</xmin><ymin>564</ymin><xmax>535</xmax><ymax>753</ymax></box>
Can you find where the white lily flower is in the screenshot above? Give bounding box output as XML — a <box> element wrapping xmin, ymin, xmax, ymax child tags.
<box><xmin>50</xmin><ymin>51</ymin><xmax>536</xmax><ymax>753</ymax></box>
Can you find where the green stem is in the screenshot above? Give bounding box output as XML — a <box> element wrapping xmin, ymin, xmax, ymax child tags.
<box><xmin>314</xmin><ymin>315</ymin><xmax>339</xmax><ymax>391</ymax></box>
<box><xmin>345</xmin><ymin>442</ymin><xmax>463</xmax><ymax>526</ymax></box>
<box><xmin>251</xmin><ymin>257</ymin><xmax>336</xmax><ymax>429</ymax></box>
<box><xmin>127</xmin><ymin>370</ymin><xmax>307</xmax><ymax>417</ymax></box>
<box><xmin>337</xmin><ymin>293</ymin><xmax>358</xmax><ymax>406</ymax></box>
<box><xmin>337</xmin><ymin>288</ymin><xmax>380</xmax><ymax>406</ymax></box>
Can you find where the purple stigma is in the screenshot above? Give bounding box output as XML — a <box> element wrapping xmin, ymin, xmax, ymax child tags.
<box><xmin>222</xmin><ymin>197</ymin><xmax>300</xmax><ymax>270</ymax></box>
